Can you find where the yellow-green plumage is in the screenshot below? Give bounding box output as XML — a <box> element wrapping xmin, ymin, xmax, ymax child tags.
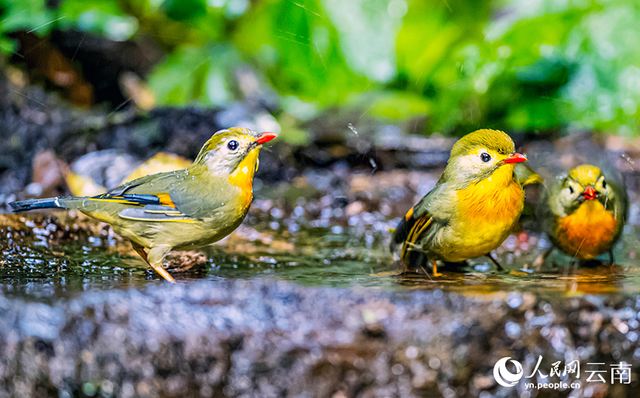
<box><xmin>392</xmin><ymin>129</ymin><xmax>531</xmax><ymax>271</ymax></box>
<box><xmin>10</xmin><ymin>127</ymin><xmax>277</xmax><ymax>282</ymax></box>
<box><xmin>537</xmin><ymin>164</ymin><xmax>627</xmax><ymax>261</ymax></box>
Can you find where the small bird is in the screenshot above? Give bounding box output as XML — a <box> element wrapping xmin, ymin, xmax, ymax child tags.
<box><xmin>11</xmin><ymin>127</ymin><xmax>277</xmax><ymax>283</ymax></box>
<box><xmin>537</xmin><ymin>164</ymin><xmax>627</xmax><ymax>263</ymax></box>
<box><xmin>391</xmin><ymin>129</ymin><xmax>529</xmax><ymax>274</ymax></box>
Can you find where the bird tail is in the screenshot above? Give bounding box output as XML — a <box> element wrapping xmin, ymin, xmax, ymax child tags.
<box><xmin>9</xmin><ymin>197</ymin><xmax>86</xmax><ymax>213</ymax></box>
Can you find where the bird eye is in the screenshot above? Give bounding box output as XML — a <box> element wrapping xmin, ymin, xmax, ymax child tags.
<box><xmin>480</xmin><ymin>153</ymin><xmax>491</xmax><ymax>163</ymax></box>
<box><xmin>227</xmin><ymin>140</ymin><xmax>239</xmax><ymax>151</ymax></box>
<box><xmin>602</xmin><ymin>180</ymin><xmax>607</xmax><ymax>189</ymax></box>
<box><xmin>569</xmin><ymin>186</ymin><xmax>574</xmax><ymax>194</ymax></box>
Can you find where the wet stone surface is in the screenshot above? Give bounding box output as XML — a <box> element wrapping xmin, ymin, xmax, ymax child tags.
<box><xmin>0</xmin><ymin>279</ymin><xmax>638</xmax><ymax>398</ymax></box>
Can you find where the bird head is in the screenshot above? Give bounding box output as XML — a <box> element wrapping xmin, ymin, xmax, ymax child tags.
<box><xmin>444</xmin><ymin>129</ymin><xmax>527</xmax><ymax>187</ymax></box>
<box><xmin>194</xmin><ymin>127</ymin><xmax>277</xmax><ymax>175</ymax></box>
<box><xmin>557</xmin><ymin>165</ymin><xmax>616</xmax><ymax>211</ymax></box>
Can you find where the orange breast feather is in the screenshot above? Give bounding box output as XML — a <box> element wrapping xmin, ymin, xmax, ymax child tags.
<box><xmin>556</xmin><ymin>200</ymin><xmax>618</xmax><ymax>259</ymax></box>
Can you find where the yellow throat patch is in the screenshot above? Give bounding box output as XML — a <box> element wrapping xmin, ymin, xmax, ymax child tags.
<box><xmin>456</xmin><ymin>164</ymin><xmax>524</xmax><ymax>227</ymax></box>
<box><xmin>228</xmin><ymin>147</ymin><xmax>260</xmax><ymax>210</ymax></box>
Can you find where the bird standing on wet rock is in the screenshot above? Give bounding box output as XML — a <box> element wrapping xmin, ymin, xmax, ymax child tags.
<box><xmin>537</xmin><ymin>165</ymin><xmax>627</xmax><ymax>263</ymax></box>
<box><xmin>391</xmin><ymin>129</ymin><xmax>530</xmax><ymax>275</ymax></box>
<box><xmin>10</xmin><ymin>127</ymin><xmax>277</xmax><ymax>283</ymax></box>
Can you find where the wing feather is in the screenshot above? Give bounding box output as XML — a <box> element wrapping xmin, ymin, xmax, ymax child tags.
<box><xmin>88</xmin><ymin>171</ymin><xmax>204</xmax><ymax>222</ymax></box>
<box><xmin>88</xmin><ymin>169</ymin><xmax>234</xmax><ymax>222</ymax></box>
<box><xmin>118</xmin><ymin>205</ymin><xmax>198</xmax><ymax>223</ymax></box>
<box><xmin>391</xmin><ymin>183</ymin><xmax>448</xmax><ymax>261</ymax></box>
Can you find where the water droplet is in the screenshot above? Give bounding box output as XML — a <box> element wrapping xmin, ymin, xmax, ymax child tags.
<box><xmin>347</xmin><ymin>123</ymin><xmax>358</xmax><ymax>136</ymax></box>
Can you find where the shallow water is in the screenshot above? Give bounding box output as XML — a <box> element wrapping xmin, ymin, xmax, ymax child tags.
<box><xmin>3</xmin><ymin>217</ymin><xmax>640</xmax><ymax>301</ymax></box>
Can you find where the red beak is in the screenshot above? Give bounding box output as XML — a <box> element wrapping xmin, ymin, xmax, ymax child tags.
<box><xmin>503</xmin><ymin>153</ymin><xmax>528</xmax><ymax>164</ymax></box>
<box><xmin>256</xmin><ymin>132</ymin><xmax>277</xmax><ymax>145</ymax></box>
<box><xmin>583</xmin><ymin>186</ymin><xmax>596</xmax><ymax>200</ymax></box>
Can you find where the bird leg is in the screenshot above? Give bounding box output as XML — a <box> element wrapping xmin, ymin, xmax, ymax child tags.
<box><xmin>131</xmin><ymin>242</ymin><xmax>148</xmax><ymax>262</ymax></box>
<box><xmin>609</xmin><ymin>251</ymin><xmax>615</xmax><ymax>266</ymax></box>
<box><xmin>148</xmin><ymin>246</ymin><xmax>176</xmax><ymax>283</ymax></box>
<box><xmin>431</xmin><ymin>260</ymin><xmax>442</xmax><ymax>277</ymax></box>
<box><xmin>131</xmin><ymin>242</ymin><xmax>176</xmax><ymax>283</ymax></box>
<box><xmin>485</xmin><ymin>252</ymin><xmax>505</xmax><ymax>271</ymax></box>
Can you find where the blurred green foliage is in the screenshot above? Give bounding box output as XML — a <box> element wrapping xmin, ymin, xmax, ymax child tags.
<box><xmin>1</xmin><ymin>0</ymin><xmax>640</xmax><ymax>136</ymax></box>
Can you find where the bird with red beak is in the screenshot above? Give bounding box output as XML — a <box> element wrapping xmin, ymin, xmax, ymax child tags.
<box><xmin>538</xmin><ymin>164</ymin><xmax>627</xmax><ymax>263</ymax></box>
<box><xmin>11</xmin><ymin>127</ymin><xmax>277</xmax><ymax>282</ymax></box>
<box><xmin>392</xmin><ymin>129</ymin><xmax>534</xmax><ymax>274</ymax></box>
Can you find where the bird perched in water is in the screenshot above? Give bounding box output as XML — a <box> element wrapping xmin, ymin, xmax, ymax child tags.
<box><xmin>10</xmin><ymin>127</ymin><xmax>277</xmax><ymax>283</ymax></box>
<box><xmin>391</xmin><ymin>129</ymin><xmax>530</xmax><ymax>275</ymax></box>
<box><xmin>537</xmin><ymin>164</ymin><xmax>627</xmax><ymax>264</ymax></box>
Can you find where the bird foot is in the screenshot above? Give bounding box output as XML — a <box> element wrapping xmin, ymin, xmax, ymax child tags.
<box><xmin>151</xmin><ymin>265</ymin><xmax>176</xmax><ymax>283</ymax></box>
<box><xmin>432</xmin><ymin>262</ymin><xmax>442</xmax><ymax>277</ymax></box>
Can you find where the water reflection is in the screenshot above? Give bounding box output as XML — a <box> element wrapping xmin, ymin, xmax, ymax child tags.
<box><xmin>2</xmin><ymin>219</ymin><xmax>639</xmax><ymax>301</ymax></box>
<box><xmin>391</xmin><ymin>265</ymin><xmax>628</xmax><ymax>297</ymax></box>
